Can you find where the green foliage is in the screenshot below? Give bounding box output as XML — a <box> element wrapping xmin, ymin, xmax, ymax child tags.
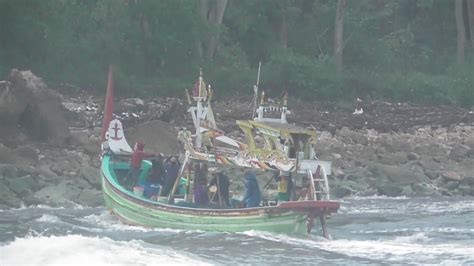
<box><xmin>263</xmin><ymin>49</ymin><xmax>343</xmax><ymax>100</ymax></box>
<box><xmin>0</xmin><ymin>0</ymin><xmax>472</xmax><ymax>106</ymax></box>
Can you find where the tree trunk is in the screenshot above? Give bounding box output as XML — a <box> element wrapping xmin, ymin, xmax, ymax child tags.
<box><xmin>334</xmin><ymin>0</ymin><xmax>346</xmax><ymax>72</ymax></box>
<box><xmin>455</xmin><ymin>0</ymin><xmax>466</xmax><ymax>64</ymax></box>
<box><xmin>375</xmin><ymin>0</ymin><xmax>386</xmax><ymax>35</ymax></box>
<box><xmin>467</xmin><ymin>0</ymin><xmax>474</xmax><ymax>47</ymax></box>
<box><xmin>140</xmin><ymin>13</ymin><xmax>153</xmax><ymax>70</ymax></box>
<box><xmin>278</xmin><ymin>12</ymin><xmax>288</xmax><ymax>48</ymax></box>
<box><xmin>196</xmin><ymin>0</ymin><xmax>210</xmax><ymax>60</ymax></box>
<box><xmin>206</xmin><ymin>0</ymin><xmax>228</xmax><ymax>59</ymax></box>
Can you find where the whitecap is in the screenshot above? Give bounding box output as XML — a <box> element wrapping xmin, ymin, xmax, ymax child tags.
<box><xmin>0</xmin><ymin>235</ymin><xmax>211</xmax><ymax>266</ymax></box>
<box><xmin>392</xmin><ymin>232</ymin><xmax>431</xmax><ymax>244</ymax></box>
<box><xmin>78</xmin><ymin>211</ymin><xmax>184</xmax><ymax>234</ymax></box>
<box><xmin>35</xmin><ymin>214</ymin><xmax>61</xmax><ymax>223</ymax></box>
<box><xmin>241</xmin><ymin>230</ymin><xmax>474</xmax><ymax>263</ymax></box>
<box><xmin>346</xmin><ymin>195</ymin><xmax>409</xmax><ymax>200</ymax></box>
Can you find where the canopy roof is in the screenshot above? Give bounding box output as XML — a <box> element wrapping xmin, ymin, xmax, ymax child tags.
<box><xmin>237</xmin><ymin>120</ymin><xmax>316</xmax><ymax>136</ymax></box>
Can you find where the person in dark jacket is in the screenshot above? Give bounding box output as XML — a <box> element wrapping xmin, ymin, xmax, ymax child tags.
<box><xmin>242</xmin><ymin>170</ymin><xmax>262</xmax><ymax>208</ymax></box>
<box><xmin>143</xmin><ymin>155</ymin><xmax>164</xmax><ymax>199</ymax></box>
<box><xmin>123</xmin><ymin>141</ymin><xmax>155</xmax><ymax>190</ymax></box>
<box><xmin>194</xmin><ymin>164</ymin><xmax>209</xmax><ymax>206</ymax></box>
<box><xmin>161</xmin><ymin>156</ymin><xmax>180</xmax><ymax>196</ymax></box>
<box><xmin>208</xmin><ymin>168</ymin><xmax>230</xmax><ymax>207</ymax></box>
<box><xmin>147</xmin><ymin>155</ymin><xmax>165</xmax><ymax>185</ymax></box>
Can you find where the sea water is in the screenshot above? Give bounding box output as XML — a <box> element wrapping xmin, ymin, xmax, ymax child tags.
<box><xmin>0</xmin><ymin>196</ymin><xmax>473</xmax><ymax>265</ymax></box>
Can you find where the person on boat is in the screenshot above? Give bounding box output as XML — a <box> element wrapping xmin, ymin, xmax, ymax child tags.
<box><xmin>194</xmin><ymin>164</ymin><xmax>209</xmax><ymax>206</ymax></box>
<box><xmin>242</xmin><ymin>170</ymin><xmax>262</xmax><ymax>208</ymax></box>
<box><xmin>162</xmin><ymin>156</ymin><xmax>180</xmax><ymax>196</ymax></box>
<box><xmin>143</xmin><ymin>155</ymin><xmax>164</xmax><ymax>199</ymax></box>
<box><xmin>201</xmin><ymin>132</ymin><xmax>213</xmax><ymax>152</ymax></box>
<box><xmin>123</xmin><ymin>141</ymin><xmax>155</xmax><ymax>190</ymax></box>
<box><xmin>276</xmin><ymin>171</ymin><xmax>293</xmax><ymax>203</ymax></box>
<box><xmin>208</xmin><ymin>167</ymin><xmax>230</xmax><ymax>207</ymax></box>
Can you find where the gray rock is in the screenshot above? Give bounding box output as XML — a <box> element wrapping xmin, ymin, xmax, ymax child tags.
<box><xmin>444</xmin><ymin>181</ymin><xmax>460</xmax><ymax>190</ymax></box>
<box><xmin>37</xmin><ymin>163</ymin><xmax>61</xmax><ymax>182</ymax></box>
<box><xmin>22</xmin><ymin>195</ymin><xmax>42</xmax><ymax>206</ymax></box>
<box><xmin>407</xmin><ymin>152</ymin><xmax>420</xmax><ymax>161</ymax></box>
<box><xmin>13</xmin><ymin>145</ymin><xmax>39</xmax><ymax>162</ymax></box>
<box><xmin>460</xmin><ymin>176</ymin><xmax>474</xmax><ymax>186</ymax></box>
<box><xmin>0</xmin><ymin>180</ymin><xmax>21</xmax><ymax>207</ymax></box>
<box><xmin>336</xmin><ymin>127</ymin><xmax>368</xmax><ymax>145</ymax></box>
<box><xmin>442</xmin><ymin>171</ymin><xmax>463</xmax><ymax>181</ymax></box>
<box><xmin>369</xmin><ymin>162</ymin><xmax>429</xmax><ymax>186</ymax></box>
<box><xmin>377</xmin><ymin>152</ymin><xmax>409</xmax><ymax>165</ymax></box>
<box><xmin>0</xmin><ymin>164</ymin><xmax>18</xmax><ymax>178</ymax></box>
<box><xmin>415</xmin><ymin>142</ymin><xmax>447</xmax><ymax>158</ymax></box>
<box><xmin>3</xmin><ymin>175</ymin><xmax>39</xmax><ymax>197</ymax></box>
<box><xmin>351</xmin><ymin>132</ymin><xmax>369</xmax><ymax>146</ymax></box>
<box><xmin>458</xmin><ymin>185</ymin><xmax>474</xmax><ymax>196</ymax></box>
<box><xmin>77</xmin><ymin>189</ymin><xmax>103</xmax><ymax>207</ymax></box>
<box><xmin>33</xmin><ymin>179</ymin><xmax>82</xmax><ymax>205</ymax></box>
<box><xmin>79</xmin><ymin>166</ymin><xmax>101</xmax><ymax>189</ymax></box>
<box><xmin>377</xmin><ymin>184</ymin><xmax>402</xmax><ymax>197</ymax></box>
<box><xmin>400</xmin><ymin>185</ymin><xmax>413</xmax><ymax>196</ymax></box>
<box><xmin>448</xmin><ymin>144</ymin><xmax>471</xmax><ymax>162</ymax></box>
<box><xmin>0</xmin><ymin>143</ymin><xmax>16</xmax><ymax>163</ymax></box>
<box><xmin>332</xmin><ymin>185</ymin><xmax>353</xmax><ymax>198</ymax></box>
<box><xmin>16</xmin><ymin>165</ymin><xmax>39</xmax><ymax>177</ymax></box>
<box><xmin>127</xmin><ymin>120</ymin><xmax>180</xmax><ymax>155</ymax></box>
<box><xmin>412</xmin><ymin>183</ymin><xmax>440</xmax><ymax>196</ymax></box>
<box><xmin>4</xmin><ymin>69</ymin><xmax>70</xmax><ymax>145</ymax></box>
<box><xmin>70</xmin><ymin>129</ymin><xmax>99</xmax><ymax>154</ymax></box>
<box><xmin>380</xmin><ymin>135</ymin><xmax>414</xmax><ymax>153</ymax></box>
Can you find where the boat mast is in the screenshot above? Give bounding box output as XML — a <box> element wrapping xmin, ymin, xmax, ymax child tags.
<box><xmin>195</xmin><ymin>69</ymin><xmax>204</xmax><ymax>149</ymax></box>
<box><xmin>101</xmin><ymin>65</ymin><xmax>114</xmax><ymax>142</ymax></box>
<box><xmin>252</xmin><ymin>61</ymin><xmax>261</xmax><ymax>119</ymax></box>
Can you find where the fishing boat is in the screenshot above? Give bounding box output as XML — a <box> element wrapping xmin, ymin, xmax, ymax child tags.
<box><xmin>100</xmin><ymin>67</ymin><xmax>340</xmax><ymax>237</ymax></box>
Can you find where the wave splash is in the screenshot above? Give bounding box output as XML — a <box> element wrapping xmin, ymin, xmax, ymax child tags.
<box><xmin>0</xmin><ymin>235</ymin><xmax>210</xmax><ymax>266</ymax></box>
<box><xmin>242</xmin><ymin>230</ymin><xmax>474</xmax><ymax>263</ymax></box>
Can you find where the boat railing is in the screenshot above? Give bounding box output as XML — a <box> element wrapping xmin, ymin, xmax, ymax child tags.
<box><xmin>307</xmin><ymin>167</ymin><xmax>330</xmax><ymax>201</ymax></box>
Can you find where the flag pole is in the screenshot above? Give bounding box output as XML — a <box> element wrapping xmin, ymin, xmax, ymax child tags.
<box><xmin>252</xmin><ymin>61</ymin><xmax>261</xmax><ymax>119</ymax></box>
<box><xmin>101</xmin><ymin>65</ymin><xmax>114</xmax><ymax>142</ymax></box>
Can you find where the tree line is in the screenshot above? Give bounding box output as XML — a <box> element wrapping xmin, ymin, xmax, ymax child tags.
<box><xmin>1</xmin><ymin>0</ymin><xmax>473</xmax><ymax>106</ymax></box>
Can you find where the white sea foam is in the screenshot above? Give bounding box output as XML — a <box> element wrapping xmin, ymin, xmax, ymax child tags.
<box><xmin>0</xmin><ymin>235</ymin><xmax>211</xmax><ymax>266</ymax></box>
<box><xmin>4</xmin><ymin>202</ymin><xmax>89</xmax><ymax>212</ymax></box>
<box><xmin>78</xmin><ymin>211</ymin><xmax>184</xmax><ymax>234</ymax></box>
<box><xmin>242</xmin><ymin>231</ymin><xmax>474</xmax><ymax>263</ymax></box>
<box><xmin>35</xmin><ymin>214</ymin><xmax>61</xmax><ymax>223</ymax></box>
<box><xmin>346</xmin><ymin>195</ymin><xmax>409</xmax><ymax>200</ymax></box>
<box><xmin>392</xmin><ymin>232</ymin><xmax>431</xmax><ymax>243</ymax></box>
<box><xmin>341</xmin><ymin>197</ymin><xmax>474</xmax><ymax>215</ymax></box>
<box><xmin>352</xmin><ymin>227</ymin><xmax>474</xmax><ymax>234</ymax></box>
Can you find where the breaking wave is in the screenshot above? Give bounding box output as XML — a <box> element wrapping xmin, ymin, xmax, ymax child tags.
<box><xmin>0</xmin><ymin>235</ymin><xmax>210</xmax><ymax>266</ymax></box>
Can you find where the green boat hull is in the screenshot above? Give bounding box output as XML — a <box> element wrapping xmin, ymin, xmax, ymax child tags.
<box><xmin>101</xmin><ymin>155</ymin><xmax>309</xmax><ymax>234</ymax></box>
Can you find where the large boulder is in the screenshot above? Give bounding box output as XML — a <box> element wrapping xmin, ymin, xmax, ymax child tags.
<box><xmin>76</xmin><ymin>189</ymin><xmax>103</xmax><ymax>207</ymax></box>
<box><xmin>0</xmin><ymin>69</ymin><xmax>70</xmax><ymax>145</ymax></box>
<box><xmin>369</xmin><ymin>162</ymin><xmax>429</xmax><ymax>186</ymax></box>
<box><xmin>70</xmin><ymin>129</ymin><xmax>100</xmax><ymax>155</ymax></box>
<box><xmin>127</xmin><ymin>120</ymin><xmax>180</xmax><ymax>155</ymax></box>
<box><xmin>0</xmin><ymin>180</ymin><xmax>21</xmax><ymax>208</ymax></box>
<box><xmin>448</xmin><ymin>144</ymin><xmax>471</xmax><ymax>162</ymax></box>
<box><xmin>3</xmin><ymin>174</ymin><xmax>39</xmax><ymax>196</ymax></box>
<box><xmin>377</xmin><ymin>184</ymin><xmax>403</xmax><ymax>197</ymax></box>
<box><xmin>78</xmin><ymin>166</ymin><xmax>101</xmax><ymax>189</ymax></box>
<box><xmin>33</xmin><ymin>179</ymin><xmax>82</xmax><ymax>205</ymax></box>
<box><xmin>0</xmin><ymin>143</ymin><xmax>18</xmax><ymax>164</ymax></box>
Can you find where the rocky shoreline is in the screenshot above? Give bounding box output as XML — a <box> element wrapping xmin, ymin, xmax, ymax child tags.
<box><xmin>0</xmin><ymin>70</ymin><xmax>473</xmax><ymax>209</ymax></box>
